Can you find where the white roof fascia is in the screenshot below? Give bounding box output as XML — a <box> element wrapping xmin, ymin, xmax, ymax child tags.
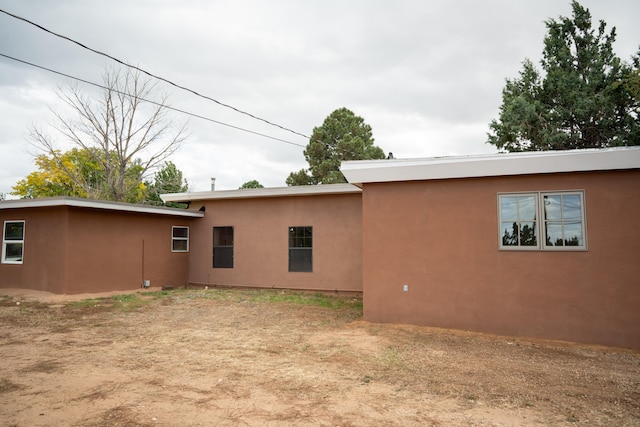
<box><xmin>161</xmin><ymin>183</ymin><xmax>362</xmax><ymax>203</ymax></box>
<box><xmin>0</xmin><ymin>197</ymin><xmax>205</xmax><ymax>218</ymax></box>
<box><xmin>340</xmin><ymin>147</ymin><xmax>640</xmax><ymax>184</ymax></box>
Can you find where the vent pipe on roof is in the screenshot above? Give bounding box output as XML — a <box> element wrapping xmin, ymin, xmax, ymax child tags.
<box><xmin>210</xmin><ymin>177</ymin><xmax>216</xmax><ymax>191</ymax></box>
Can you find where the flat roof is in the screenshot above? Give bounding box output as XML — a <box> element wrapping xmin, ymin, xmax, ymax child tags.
<box><xmin>0</xmin><ymin>197</ymin><xmax>205</xmax><ymax>218</ymax></box>
<box><xmin>340</xmin><ymin>146</ymin><xmax>640</xmax><ymax>184</ymax></box>
<box><xmin>161</xmin><ymin>183</ymin><xmax>361</xmax><ymax>203</ymax></box>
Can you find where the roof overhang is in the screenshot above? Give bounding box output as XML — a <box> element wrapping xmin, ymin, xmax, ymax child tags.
<box><xmin>340</xmin><ymin>147</ymin><xmax>640</xmax><ymax>184</ymax></box>
<box><xmin>0</xmin><ymin>197</ymin><xmax>205</xmax><ymax>218</ymax></box>
<box><xmin>161</xmin><ymin>183</ymin><xmax>361</xmax><ymax>203</ymax></box>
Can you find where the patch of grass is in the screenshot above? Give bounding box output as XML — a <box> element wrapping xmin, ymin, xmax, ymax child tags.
<box><xmin>376</xmin><ymin>345</ymin><xmax>404</xmax><ymax>369</ymax></box>
<box><xmin>248</xmin><ymin>290</ymin><xmax>362</xmax><ymax>311</ymax></box>
<box><xmin>54</xmin><ymin>288</ymin><xmax>362</xmax><ymax>320</ymax></box>
<box><xmin>139</xmin><ymin>290</ymin><xmax>171</xmax><ymax>299</ymax></box>
<box><xmin>65</xmin><ymin>294</ymin><xmax>149</xmax><ymax>315</ymax></box>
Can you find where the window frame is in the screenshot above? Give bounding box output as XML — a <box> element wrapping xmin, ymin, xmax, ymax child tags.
<box><xmin>2</xmin><ymin>220</ymin><xmax>25</xmax><ymax>264</ymax></box>
<box><xmin>498</xmin><ymin>191</ymin><xmax>587</xmax><ymax>251</ymax></box>
<box><xmin>288</xmin><ymin>226</ymin><xmax>313</xmax><ymax>272</ymax></box>
<box><xmin>213</xmin><ymin>226</ymin><xmax>234</xmax><ymax>268</ymax></box>
<box><xmin>171</xmin><ymin>226</ymin><xmax>189</xmax><ymax>253</ymax></box>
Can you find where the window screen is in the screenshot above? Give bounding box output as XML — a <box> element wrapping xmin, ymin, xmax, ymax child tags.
<box><xmin>213</xmin><ymin>226</ymin><xmax>234</xmax><ymax>268</ymax></box>
<box><xmin>289</xmin><ymin>226</ymin><xmax>312</xmax><ymax>272</ymax></box>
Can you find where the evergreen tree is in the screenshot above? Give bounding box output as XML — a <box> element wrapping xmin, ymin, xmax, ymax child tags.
<box><xmin>287</xmin><ymin>107</ymin><xmax>385</xmax><ymax>185</ymax></box>
<box><xmin>488</xmin><ymin>1</ymin><xmax>640</xmax><ymax>151</ymax></box>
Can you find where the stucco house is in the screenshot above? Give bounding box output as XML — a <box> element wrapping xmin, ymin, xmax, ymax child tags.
<box><xmin>0</xmin><ymin>198</ymin><xmax>203</xmax><ymax>294</ymax></box>
<box><xmin>161</xmin><ymin>184</ymin><xmax>363</xmax><ymax>293</ymax></box>
<box><xmin>340</xmin><ymin>147</ymin><xmax>640</xmax><ymax>349</ymax></box>
<box><xmin>2</xmin><ymin>146</ymin><xmax>639</xmax><ymax>349</ymax></box>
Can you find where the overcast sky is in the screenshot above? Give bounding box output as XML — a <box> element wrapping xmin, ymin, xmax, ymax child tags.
<box><xmin>1</xmin><ymin>1</ymin><xmax>638</xmax><ymax>195</ymax></box>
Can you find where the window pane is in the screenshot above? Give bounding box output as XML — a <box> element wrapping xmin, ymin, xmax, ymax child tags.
<box><xmin>562</xmin><ymin>194</ymin><xmax>582</xmax><ymax>220</ymax></box>
<box><xmin>172</xmin><ymin>239</ymin><xmax>188</xmax><ymax>252</ymax></box>
<box><xmin>5</xmin><ymin>243</ymin><xmax>23</xmax><ymax>261</ymax></box>
<box><xmin>542</xmin><ymin>192</ymin><xmax>585</xmax><ymax>249</ymax></box>
<box><xmin>289</xmin><ymin>226</ymin><xmax>312</xmax><ymax>248</ymax></box>
<box><xmin>564</xmin><ymin>221</ymin><xmax>583</xmax><ymax>246</ymax></box>
<box><xmin>546</xmin><ymin>223</ymin><xmax>564</xmax><ymax>246</ymax></box>
<box><xmin>173</xmin><ymin>227</ymin><xmax>188</xmax><ymax>238</ymax></box>
<box><xmin>500</xmin><ymin>196</ymin><xmax>518</xmax><ymax>220</ymax></box>
<box><xmin>214</xmin><ymin>227</ymin><xmax>234</xmax><ymax>246</ymax></box>
<box><xmin>518</xmin><ymin>196</ymin><xmax>537</xmax><ymax>221</ymax></box>
<box><xmin>543</xmin><ymin>195</ymin><xmax>562</xmax><ymax>220</ymax></box>
<box><xmin>289</xmin><ymin>248</ymin><xmax>312</xmax><ymax>272</ymax></box>
<box><xmin>520</xmin><ymin>222</ymin><xmax>537</xmax><ymax>246</ymax></box>
<box><xmin>499</xmin><ymin>195</ymin><xmax>537</xmax><ymax>248</ymax></box>
<box><xmin>213</xmin><ymin>246</ymin><xmax>234</xmax><ymax>268</ymax></box>
<box><xmin>4</xmin><ymin>222</ymin><xmax>24</xmax><ymax>240</ymax></box>
<box><xmin>501</xmin><ymin>222</ymin><xmax>519</xmax><ymax>246</ymax></box>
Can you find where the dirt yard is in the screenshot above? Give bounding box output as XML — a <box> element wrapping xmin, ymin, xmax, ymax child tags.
<box><xmin>0</xmin><ymin>287</ymin><xmax>638</xmax><ymax>427</ymax></box>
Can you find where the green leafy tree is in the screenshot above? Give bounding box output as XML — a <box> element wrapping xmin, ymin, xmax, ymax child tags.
<box><xmin>29</xmin><ymin>67</ymin><xmax>187</xmax><ymax>202</ymax></box>
<box><xmin>144</xmin><ymin>161</ymin><xmax>189</xmax><ymax>207</ymax></box>
<box><xmin>286</xmin><ymin>107</ymin><xmax>386</xmax><ymax>185</ymax></box>
<box><xmin>12</xmin><ymin>148</ymin><xmax>146</xmax><ymax>201</ymax></box>
<box><xmin>239</xmin><ymin>180</ymin><xmax>264</xmax><ymax>189</ymax></box>
<box><xmin>488</xmin><ymin>1</ymin><xmax>640</xmax><ymax>151</ymax></box>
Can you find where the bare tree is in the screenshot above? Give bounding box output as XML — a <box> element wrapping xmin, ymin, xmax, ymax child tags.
<box><xmin>30</xmin><ymin>67</ymin><xmax>187</xmax><ymax>202</ymax></box>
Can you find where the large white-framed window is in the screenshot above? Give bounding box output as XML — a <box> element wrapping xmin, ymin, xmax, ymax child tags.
<box><xmin>498</xmin><ymin>191</ymin><xmax>586</xmax><ymax>251</ymax></box>
<box><xmin>171</xmin><ymin>226</ymin><xmax>189</xmax><ymax>252</ymax></box>
<box><xmin>2</xmin><ymin>220</ymin><xmax>25</xmax><ymax>264</ymax></box>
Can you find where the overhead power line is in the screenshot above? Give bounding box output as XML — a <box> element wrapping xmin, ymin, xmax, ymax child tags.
<box><xmin>0</xmin><ymin>8</ymin><xmax>311</xmax><ymax>140</ymax></box>
<box><xmin>0</xmin><ymin>52</ymin><xmax>307</xmax><ymax>149</ymax></box>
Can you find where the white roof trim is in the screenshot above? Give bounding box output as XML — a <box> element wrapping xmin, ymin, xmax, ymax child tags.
<box><xmin>161</xmin><ymin>183</ymin><xmax>361</xmax><ymax>203</ymax></box>
<box><xmin>0</xmin><ymin>197</ymin><xmax>205</xmax><ymax>218</ymax></box>
<box><xmin>341</xmin><ymin>147</ymin><xmax>640</xmax><ymax>184</ymax></box>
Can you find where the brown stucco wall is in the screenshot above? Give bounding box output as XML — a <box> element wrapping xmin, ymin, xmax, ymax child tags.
<box><xmin>63</xmin><ymin>208</ymin><xmax>192</xmax><ymax>294</ymax></box>
<box><xmin>187</xmin><ymin>193</ymin><xmax>362</xmax><ymax>292</ymax></box>
<box><xmin>0</xmin><ymin>205</ymin><xmax>193</xmax><ymax>294</ymax></box>
<box><xmin>361</xmin><ymin>170</ymin><xmax>640</xmax><ymax>349</ymax></box>
<box><xmin>0</xmin><ymin>207</ymin><xmax>68</xmax><ymax>293</ymax></box>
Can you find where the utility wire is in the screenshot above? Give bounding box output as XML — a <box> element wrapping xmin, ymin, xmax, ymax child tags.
<box><xmin>0</xmin><ymin>52</ymin><xmax>307</xmax><ymax>149</ymax></box>
<box><xmin>0</xmin><ymin>8</ymin><xmax>311</xmax><ymax>140</ymax></box>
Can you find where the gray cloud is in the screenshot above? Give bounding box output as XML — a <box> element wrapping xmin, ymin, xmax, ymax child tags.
<box><xmin>1</xmin><ymin>0</ymin><xmax>638</xmax><ymax>194</ymax></box>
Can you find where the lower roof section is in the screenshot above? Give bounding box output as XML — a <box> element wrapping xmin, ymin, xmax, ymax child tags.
<box><xmin>161</xmin><ymin>183</ymin><xmax>361</xmax><ymax>203</ymax></box>
<box><xmin>341</xmin><ymin>146</ymin><xmax>640</xmax><ymax>184</ymax></box>
<box><xmin>0</xmin><ymin>197</ymin><xmax>205</xmax><ymax>218</ymax></box>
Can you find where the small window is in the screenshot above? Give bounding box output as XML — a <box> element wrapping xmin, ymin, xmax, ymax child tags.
<box><xmin>542</xmin><ymin>192</ymin><xmax>585</xmax><ymax>248</ymax></box>
<box><xmin>213</xmin><ymin>226</ymin><xmax>234</xmax><ymax>268</ymax></box>
<box><xmin>499</xmin><ymin>194</ymin><xmax>538</xmax><ymax>248</ymax></box>
<box><xmin>172</xmin><ymin>226</ymin><xmax>189</xmax><ymax>252</ymax></box>
<box><xmin>289</xmin><ymin>226</ymin><xmax>312</xmax><ymax>272</ymax></box>
<box><xmin>2</xmin><ymin>220</ymin><xmax>25</xmax><ymax>264</ymax></box>
<box><xmin>498</xmin><ymin>191</ymin><xmax>586</xmax><ymax>251</ymax></box>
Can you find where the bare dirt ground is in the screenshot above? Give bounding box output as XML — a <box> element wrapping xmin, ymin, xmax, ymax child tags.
<box><xmin>0</xmin><ymin>287</ymin><xmax>638</xmax><ymax>427</ymax></box>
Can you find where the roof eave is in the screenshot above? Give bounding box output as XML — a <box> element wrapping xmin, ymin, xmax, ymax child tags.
<box><xmin>0</xmin><ymin>197</ymin><xmax>205</xmax><ymax>218</ymax></box>
<box><xmin>341</xmin><ymin>147</ymin><xmax>640</xmax><ymax>184</ymax></box>
<box><xmin>161</xmin><ymin>183</ymin><xmax>362</xmax><ymax>203</ymax></box>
